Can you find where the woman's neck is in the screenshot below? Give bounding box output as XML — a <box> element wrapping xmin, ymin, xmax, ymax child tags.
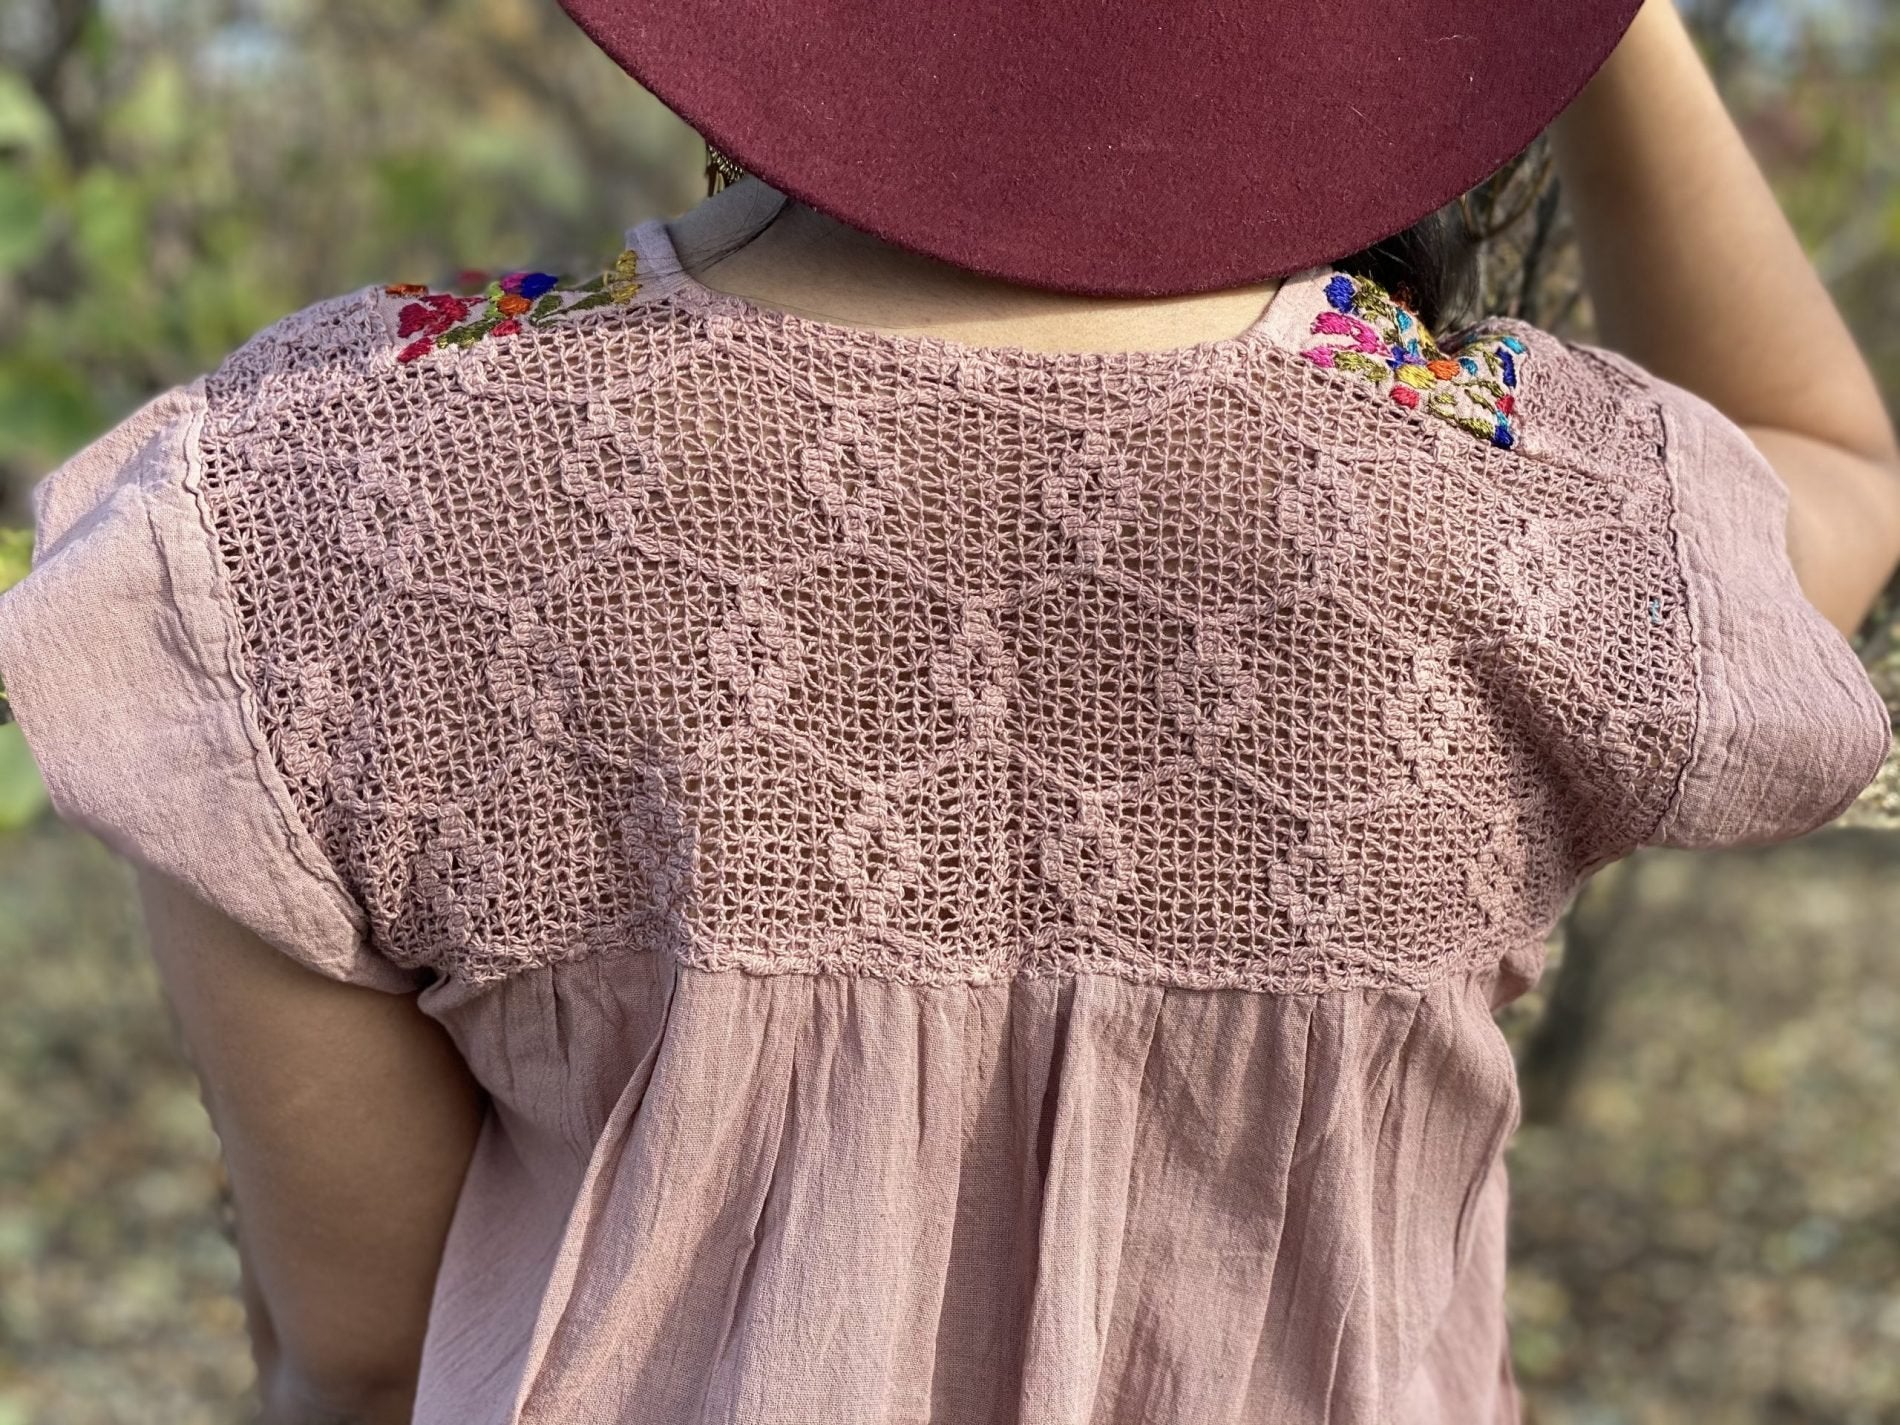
<box><xmin>668</xmin><ymin>181</ymin><xmax>1283</xmax><ymax>355</ymax></box>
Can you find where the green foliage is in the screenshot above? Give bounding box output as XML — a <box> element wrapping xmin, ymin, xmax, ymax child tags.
<box><xmin>0</xmin><ymin>0</ymin><xmax>703</xmax><ymax>502</ymax></box>
<box><xmin>0</xmin><ymin>527</ymin><xmax>31</xmax><ymax>591</ymax></box>
<box><xmin>0</xmin><ymin>526</ymin><xmax>42</xmax><ymax>823</ymax></box>
<box><xmin>0</xmin><ymin>0</ymin><xmax>709</xmax><ymax>833</ymax></box>
<box><xmin>0</xmin><ymin>727</ymin><xmax>48</xmax><ymax>831</ymax></box>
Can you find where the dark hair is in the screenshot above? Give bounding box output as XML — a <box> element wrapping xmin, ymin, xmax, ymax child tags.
<box><xmin>696</xmin><ymin>185</ymin><xmax>1484</xmax><ymax>336</ymax></box>
<box><xmin>1332</xmin><ymin>200</ymin><xmax>1482</xmax><ymax>335</ymax></box>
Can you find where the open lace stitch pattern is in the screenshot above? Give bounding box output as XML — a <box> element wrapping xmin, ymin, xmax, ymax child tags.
<box><xmin>191</xmin><ymin>256</ymin><xmax>1698</xmax><ymax>991</ymax></box>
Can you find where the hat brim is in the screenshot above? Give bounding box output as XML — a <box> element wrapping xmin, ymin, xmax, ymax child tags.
<box><xmin>556</xmin><ymin>0</ymin><xmax>1644</xmax><ymax>297</ymax></box>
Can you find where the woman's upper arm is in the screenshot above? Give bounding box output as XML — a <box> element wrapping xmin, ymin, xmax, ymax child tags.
<box><xmin>135</xmin><ymin>865</ymin><xmax>485</xmax><ymax>1414</ymax></box>
<box><xmin>0</xmin><ymin>312</ymin><xmax>486</xmax><ymax>1414</ymax></box>
<box><xmin>1743</xmin><ymin>425</ymin><xmax>1900</xmax><ymax>639</ymax></box>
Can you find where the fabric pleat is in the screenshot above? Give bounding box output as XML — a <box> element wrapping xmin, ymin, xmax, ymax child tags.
<box><xmin>413</xmin><ymin>957</ymin><xmax>1521</xmax><ymax>1425</ymax></box>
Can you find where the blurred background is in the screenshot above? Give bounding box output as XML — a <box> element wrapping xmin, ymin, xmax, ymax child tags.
<box><xmin>0</xmin><ymin>1</ymin><xmax>1897</xmax><ymax>1422</ymax></box>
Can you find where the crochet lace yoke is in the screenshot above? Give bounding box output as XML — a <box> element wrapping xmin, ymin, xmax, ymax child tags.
<box><xmin>192</xmin><ymin>216</ymin><xmax>1699</xmax><ymax>994</ymax></box>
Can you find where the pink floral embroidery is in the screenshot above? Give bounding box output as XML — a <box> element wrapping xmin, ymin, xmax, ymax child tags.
<box><xmin>1301</xmin><ymin>272</ymin><xmax>1524</xmax><ymax>449</ymax></box>
<box><xmin>385</xmin><ymin>249</ymin><xmax>641</xmax><ymax>363</ymax></box>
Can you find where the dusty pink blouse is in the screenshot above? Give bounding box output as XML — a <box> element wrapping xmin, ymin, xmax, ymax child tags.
<box><xmin>0</xmin><ymin>215</ymin><xmax>1889</xmax><ymax>1425</ymax></box>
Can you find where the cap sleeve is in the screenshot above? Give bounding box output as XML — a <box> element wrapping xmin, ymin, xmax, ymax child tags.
<box><xmin>1639</xmin><ymin>369</ymin><xmax>1892</xmax><ymax>849</ymax></box>
<box><xmin>0</xmin><ymin>384</ymin><xmax>422</xmax><ymax>991</ymax></box>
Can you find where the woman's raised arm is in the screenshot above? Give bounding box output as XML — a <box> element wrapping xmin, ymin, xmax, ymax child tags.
<box><xmin>1549</xmin><ymin>0</ymin><xmax>1900</xmax><ymax>636</ymax></box>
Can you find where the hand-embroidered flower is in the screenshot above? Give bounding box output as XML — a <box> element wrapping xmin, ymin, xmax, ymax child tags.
<box><xmin>501</xmin><ymin>271</ymin><xmax>560</xmax><ymax>300</ymax></box>
<box><xmin>1305</xmin><ymin>309</ymin><xmax>1385</xmax><ymax>364</ymax></box>
<box><xmin>1302</xmin><ymin>272</ymin><xmax>1524</xmax><ymax>450</ymax></box>
<box><xmin>386</xmin><ymin>250</ymin><xmax>642</xmax><ymax>363</ymax></box>
<box><xmin>393</xmin><ymin>292</ymin><xmax>477</xmax><ymax>362</ymax></box>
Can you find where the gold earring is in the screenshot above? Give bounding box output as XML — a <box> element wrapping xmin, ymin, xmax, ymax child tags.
<box><xmin>706</xmin><ymin>141</ymin><xmax>747</xmax><ymax>197</ymax></box>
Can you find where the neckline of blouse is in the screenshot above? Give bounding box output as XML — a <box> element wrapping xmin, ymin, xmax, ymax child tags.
<box><xmin>623</xmin><ymin>216</ymin><xmax>1339</xmax><ymax>371</ymax></box>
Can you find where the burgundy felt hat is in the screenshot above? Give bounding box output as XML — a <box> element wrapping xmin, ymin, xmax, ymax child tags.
<box><xmin>554</xmin><ymin>0</ymin><xmax>1645</xmax><ymax>298</ymax></box>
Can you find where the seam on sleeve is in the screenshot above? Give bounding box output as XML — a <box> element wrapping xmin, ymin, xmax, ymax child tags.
<box><xmin>1510</xmin><ymin>329</ymin><xmax>1708</xmax><ymax>853</ymax></box>
<box><xmin>1638</xmin><ymin>394</ymin><xmax>1707</xmax><ymax>850</ymax></box>
<box><xmin>168</xmin><ymin>378</ymin><xmax>414</xmax><ymax>989</ymax></box>
<box><xmin>1638</xmin><ymin>381</ymin><xmax>1888</xmax><ymax>847</ymax></box>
